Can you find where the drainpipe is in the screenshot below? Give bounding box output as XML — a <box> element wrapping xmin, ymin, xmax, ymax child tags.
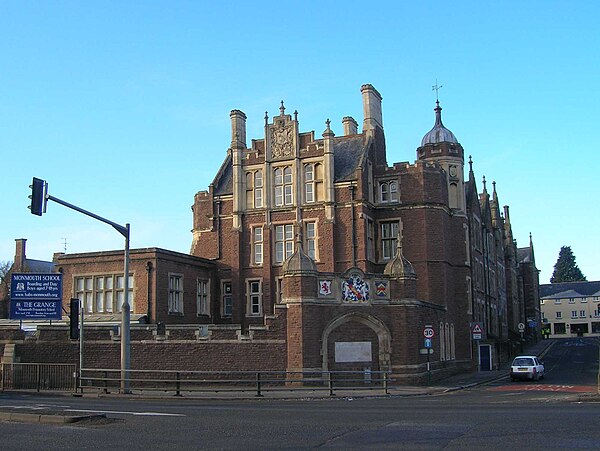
<box><xmin>349</xmin><ymin>185</ymin><xmax>356</xmax><ymax>267</ymax></box>
<box><xmin>146</xmin><ymin>261</ymin><xmax>153</xmax><ymax>323</ymax></box>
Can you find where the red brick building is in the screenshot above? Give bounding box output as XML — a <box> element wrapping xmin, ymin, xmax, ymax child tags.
<box><xmin>189</xmin><ymin>84</ymin><xmax>537</xmax><ymax>379</ymax></box>
<box><xmin>2</xmin><ymin>84</ymin><xmax>539</xmax><ymax>381</ymax></box>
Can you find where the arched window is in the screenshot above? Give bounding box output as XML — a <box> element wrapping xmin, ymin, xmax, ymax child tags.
<box><xmin>380</xmin><ymin>180</ymin><xmax>398</xmax><ymax>203</ymax></box>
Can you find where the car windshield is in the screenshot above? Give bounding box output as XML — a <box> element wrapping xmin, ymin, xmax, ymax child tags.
<box><xmin>513</xmin><ymin>358</ymin><xmax>534</xmax><ymax>366</ymax></box>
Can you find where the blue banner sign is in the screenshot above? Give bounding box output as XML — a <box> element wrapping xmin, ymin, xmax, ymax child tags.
<box><xmin>10</xmin><ymin>273</ymin><xmax>63</xmax><ymax>320</ymax></box>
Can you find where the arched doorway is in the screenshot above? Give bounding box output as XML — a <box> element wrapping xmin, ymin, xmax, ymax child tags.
<box><xmin>321</xmin><ymin>312</ymin><xmax>391</xmax><ymax>383</ymax></box>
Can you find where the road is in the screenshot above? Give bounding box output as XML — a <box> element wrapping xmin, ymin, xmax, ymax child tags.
<box><xmin>1</xmin><ymin>338</ymin><xmax>598</xmax><ymax>450</ymax></box>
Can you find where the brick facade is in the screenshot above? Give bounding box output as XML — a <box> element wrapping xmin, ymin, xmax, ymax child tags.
<box><xmin>2</xmin><ymin>84</ymin><xmax>539</xmax><ymax>382</ymax></box>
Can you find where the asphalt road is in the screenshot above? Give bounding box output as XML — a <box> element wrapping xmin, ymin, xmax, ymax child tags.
<box><xmin>1</xmin><ymin>338</ymin><xmax>598</xmax><ymax>450</ymax></box>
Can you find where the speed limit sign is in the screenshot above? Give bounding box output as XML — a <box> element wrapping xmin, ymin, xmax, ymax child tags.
<box><xmin>423</xmin><ymin>326</ymin><xmax>435</xmax><ymax>339</ymax></box>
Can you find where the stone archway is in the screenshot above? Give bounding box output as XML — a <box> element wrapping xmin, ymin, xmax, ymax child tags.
<box><xmin>321</xmin><ymin>312</ymin><xmax>391</xmax><ymax>375</ymax></box>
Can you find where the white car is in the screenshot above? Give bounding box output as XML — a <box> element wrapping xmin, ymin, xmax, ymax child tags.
<box><xmin>510</xmin><ymin>355</ymin><xmax>545</xmax><ymax>381</ymax></box>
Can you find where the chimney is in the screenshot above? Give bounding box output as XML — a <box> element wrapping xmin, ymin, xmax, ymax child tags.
<box><xmin>342</xmin><ymin>116</ymin><xmax>358</xmax><ymax>135</ymax></box>
<box><xmin>361</xmin><ymin>84</ymin><xmax>383</xmax><ymax>132</ymax></box>
<box><xmin>14</xmin><ymin>238</ymin><xmax>27</xmax><ymax>272</ymax></box>
<box><xmin>230</xmin><ymin>109</ymin><xmax>247</xmax><ymax>149</ymax></box>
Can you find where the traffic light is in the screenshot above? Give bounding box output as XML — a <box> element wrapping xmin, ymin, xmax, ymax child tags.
<box><xmin>28</xmin><ymin>177</ymin><xmax>48</xmax><ymax>216</ymax></box>
<box><xmin>69</xmin><ymin>298</ymin><xmax>80</xmax><ymax>340</ymax></box>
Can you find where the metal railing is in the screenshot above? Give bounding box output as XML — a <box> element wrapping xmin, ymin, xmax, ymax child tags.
<box><xmin>79</xmin><ymin>368</ymin><xmax>391</xmax><ymax>397</ymax></box>
<box><xmin>1</xmin><ymin>363</ymin><xmax>77</xmax><ymax>392</ymax></box>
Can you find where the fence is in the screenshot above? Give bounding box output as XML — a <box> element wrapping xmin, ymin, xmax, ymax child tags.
<box><xmin>1</xmin><ymin>363</ymin><xmax>77</xmax><ymax>392</ymax></box>
<box><xmin>80</xmin><ymin>368</ymin><xmax>391</xmax><ymax>397</ymax></box>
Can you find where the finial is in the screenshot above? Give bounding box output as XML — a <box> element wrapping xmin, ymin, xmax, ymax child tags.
<box><xmin>492</xmin><ymin>181</ymin><xmax>497</xmax><ymax>193</ymax></box>
<box><xmin>432</xmin><ymin>79</ymin><xmax>443</xmax><ymax>102</ymax></box>
<box><xmin>482</xmin><ymin>176</ymin><xmax>487</xmax><ymax>191</ymax></box>
<box><xmin>468</xmin><ymin>155</ymin><xmax>473</xmax><ymax>173</ymax></box>
<box><xmin>294</xmin><ymin>110</ymin><xmax>298</xmax><ymax>122</ymax></box>
<box><xmin>279</xmin><ymin>100</ymin><xmax>285</xmax><ymax>116</ymax></box>
<box><xmin>322</xmin><ymin>118</ymin><xmax>334</xmax><ymax>138</ymax></box>
<box><xmin>295</xmin><ymin>224</ymin><xmax>303</xmax><ymax>246</ymax></box>
<box><xmin>264</xmin><ymin>111</ymin><xmax>269</xmax><ymax>126</ymax></box>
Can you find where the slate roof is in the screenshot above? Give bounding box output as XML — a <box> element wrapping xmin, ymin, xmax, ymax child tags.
<box><xmin>539</xmin><ymin>281</ymin><xmax>600</xmax><ymax>298</ymax></box>
<box><xmin>517</xmin><ymin>247</ymin><xmax>533</xmax><ymax>264</ymax></box>
<box><xmin>23</xmin><ymin>259</ymin><xmax>55</xmax><ymax>273</ymax></box>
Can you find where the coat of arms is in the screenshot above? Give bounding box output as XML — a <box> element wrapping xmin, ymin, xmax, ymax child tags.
<box><xmin>342</xmin><ymin>273</ymin><xmax>369</xmax><ymax>302</ymax></box>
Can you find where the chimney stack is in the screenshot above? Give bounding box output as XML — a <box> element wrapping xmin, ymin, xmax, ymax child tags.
<box><xmin>342</xmin><ymin>116</ymin><xmax>358</xmax><ymax>135</ymax></box>
<box><xmin>361</xmin><ymin>84</ymin><xmax>383</xmax><ymax>132</ymax></box>
<box><xmin>230</xmin><ymin>109</ymin><xmax>247</xmax><ymax>149</ymax></box>
<box><xmin>15</xmin><ymin>238</ymin><xmax>26</xmax><ymax>272</ymax></box>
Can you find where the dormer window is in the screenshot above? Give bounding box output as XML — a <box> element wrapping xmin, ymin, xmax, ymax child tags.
<box><xmin>380</xmin><ymin>181</ymin><xmax>398</xmax><ymax>203</ymax></box>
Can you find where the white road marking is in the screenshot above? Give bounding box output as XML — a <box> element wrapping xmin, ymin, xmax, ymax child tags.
<box><xmin>66</xmin><ymin>408</ymin><xmax>185</xmax><ymax>417</ymax></box>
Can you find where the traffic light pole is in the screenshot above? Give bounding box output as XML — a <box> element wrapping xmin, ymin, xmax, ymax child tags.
<box><xmin>33</xmin><ymin>187</ymin><xmax>131</xmax><ymax>394</ymax></box>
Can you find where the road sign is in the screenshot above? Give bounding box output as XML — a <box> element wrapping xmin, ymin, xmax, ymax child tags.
<box><xmin>424</xmin><ymin>338</ymin><xmax>432</xmax><ymax>348</ymax></box>
<box><xmin>518</xmin><ymin>322</ymin><xmax>525</xmax><ymax>332</ymax></box>
<box><xmin>419</xmin><ymin>348</ymin><xmax>434</xmax><ymax>355</ymax></box>
<box><xmin>10</xmin><ymin>273</ymin><xmax>63</xmax><ymax>320</ymax></box>
<box><xmin>423</xmin><ymin>326</ymin><xmax>435</xmax><ymax>339</ymax></box>
<box><xmin>471</xmin><ymin>322</ymin><xmax>485</xmax><ymax>341</ymax></box>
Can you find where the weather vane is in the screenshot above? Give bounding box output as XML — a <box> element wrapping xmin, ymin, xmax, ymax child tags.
<box><xmin>432</xmin><ymin>80</ymin><xmax>443</xmax><ymax>102</ymax></box>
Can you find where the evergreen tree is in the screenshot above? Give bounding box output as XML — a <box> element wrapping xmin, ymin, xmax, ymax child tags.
<box><xmin>550</xmin><ymin>246</ymin><xmax>587</xmax><ymax>283</ymax></box>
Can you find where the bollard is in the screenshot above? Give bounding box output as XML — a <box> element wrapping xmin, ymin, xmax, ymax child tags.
<box><xmin>383</xmin><ymin>372</ymin><xmax>389</xmax><ymax>395</ymax></box>
<box><xmin>328</xmin><ymin>372</ymin><xmax>335</xmax><ymax>397</ymax></box>
<box><xmin>255</xmin><ymin>372</ymin><xmax>263</xmax><ymax>397</ymax></box>
<box><xmin>175</xmin><ymin>371</ymin><xmax>181</xmax><ymax>396</ymax></box>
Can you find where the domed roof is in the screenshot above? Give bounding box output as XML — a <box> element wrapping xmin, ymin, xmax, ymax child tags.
<box><xmin>282</xmin><ymin>243</ymin><xmax>317</xmax><ymax>275</ymax></box>
<box><xmin>421</xmin><ymin>101</ymin><xmax>458</xmax><ymax>146</ymax></box>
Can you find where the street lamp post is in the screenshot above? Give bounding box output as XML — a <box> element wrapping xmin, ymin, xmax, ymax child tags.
<box><xmin>28</xmin><ymin>177</ymin><xmax>131</xmax><ymax>393</ymax></box>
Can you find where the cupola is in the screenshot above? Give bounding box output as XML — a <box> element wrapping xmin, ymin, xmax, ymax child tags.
<box><xmin>421</xmin><ymin>101</ymin><xmax>458</xmax><ymax>146</ymax></box>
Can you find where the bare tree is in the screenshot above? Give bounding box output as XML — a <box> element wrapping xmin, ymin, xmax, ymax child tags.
<box><xmin>0</xmin><ymin>260</ymin><xmax>13</xmax><ymax>317</ymax></box>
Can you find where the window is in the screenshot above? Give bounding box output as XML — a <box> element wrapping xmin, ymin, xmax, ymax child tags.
<box><xmin>554</xmin><ymin>323</ymin><xmax>566</xmax><ymax>334</ymax></box>
<box><xmin>197</xmin><ymin>279</ymin><xmax>209</xmax><ymax>316</ymax></box>
<box><xmin>366</xmin><ymin>218</ymin><xmax>375</xmax><ymax>261</ymax></box>
<box><xmin>571</xmin><ymin>310</ymin><xmax>578</xmax><ymax>319</ymax></box>
<box><xmin>252</xmin><ymin>226</ymin><xmax>263</xmax><ymax>265</ymax></box>
<box><xmin>569</xmin><ymin>298</ymin><xmax>575</xmax><ymax>304</ymax></box>
<box><xmin>305</xmin><ymin>164</ymin><xmax>315</xmax><ymax>203</ymax></box>
<box><xmin>581</xmin><ymin>297</ymin><xmax>588</xmax><ymax>303</ymax></box>
<box><xmin>439</xmin><ymin>322</ymin><xmax>445</xmax><ymax>361</ymax></box>
<box><xmin>254</xmin><ymin>170</ymin><xmax>263</xmax><ymax>208</ymax></box>
<box><xmin>247</xmin><ymin>279</ymin><xmax>262</xmax><ymax>316</ymax></box>
<box><xmin>275</xmin><ymin>224</ymin><xmax>294</xmax><ymax>263</ymax></box>
<box><xmin>580</xmin><ymin>310</ymin><xmax>586</xmax><ymax>318</ymax></box>
<box><xmin>75</xmin><ymin>274</ymin><xmax>132</xmax><ymax>314</ymax></box>
<box><xmin>222</xmin><ymin>281</ymin><xmax>232</xmax><ymax>317</ymax></box>
<box><xmin>554</xmin><ymin>299</ymin><xmax>562</xmax><ymax>305</ymax></box>
<box><xmin>380</xmin><ymin>181</ymin><xmax>398</xmax><ymax>203</ymax></box>
<box><xmin>245</xmin><ymin>170</ymin><xmax>263</xmax><ymax>209</ymax></box>
<box><xmin>556</xmin><ymin>311</ymin><xmax>562</xmax><ymax>319</ymax></box>
<box><xmin>275</xmin><ymin>277</ymin><xmax>284</xmax><ymax>304</ymax></box>
<box><xmin>540</xmin><ymin>299</ymin><xmax>545</xmax><ymax>305</ymax></box>
<box><xmin>381</xmin><ymin>221</ymin><xmax>399</xmax><ymax>260</ymax></box>
<box><xmin>168</xmin><ymin>274</ymin><xmax>183</xmax><ymax>314</ymax></box>
<box><xmin>305</xmin><ymin>221</ymin><xmax>317</xmax><ymax>260</ymax></box>
<box><xmin>274</xmin><ymin>166</ymin><xmax>293</xmax><ymax>206</ymax></box>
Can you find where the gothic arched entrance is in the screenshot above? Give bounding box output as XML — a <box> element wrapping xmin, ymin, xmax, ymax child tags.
<box><xmin>321</xmin><ymin>312</ymin><xmax>391</xmax><ymax>383</ymax></box>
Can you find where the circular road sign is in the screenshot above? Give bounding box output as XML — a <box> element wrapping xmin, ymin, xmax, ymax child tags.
<box><xmin>518</xmin><ymin>322</ymin><xmax>525</xmax><ymax>332</ymax></box>
<box><xmin>423</xmin><ymin>327</ymin><xmax>435</xmax><ymax>339</ymax></box>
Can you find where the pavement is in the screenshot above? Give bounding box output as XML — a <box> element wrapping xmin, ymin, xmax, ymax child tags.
<box><xmin>0</xmin><ymin>339</ymin><xmax>576</xmax><ymax>425</ymax></box>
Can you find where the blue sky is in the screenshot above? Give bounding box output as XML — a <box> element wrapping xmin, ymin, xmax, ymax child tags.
<box><xmin>1</xmin><ymin>1</ymin><xmax>598</xmax><ymax>283</ymax></box>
